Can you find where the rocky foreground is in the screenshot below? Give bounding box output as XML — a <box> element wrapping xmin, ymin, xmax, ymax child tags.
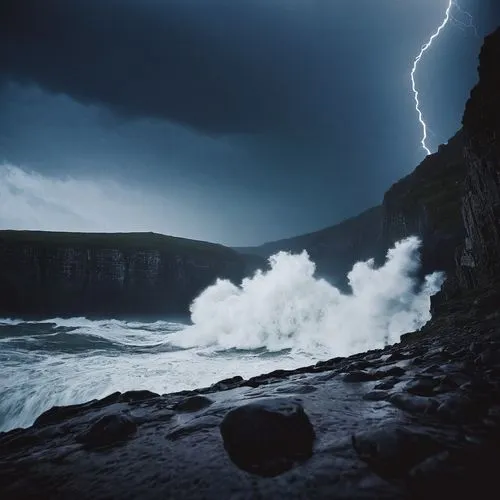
<box><xmin>1</xmin><ymin>289</ymin><xmax>499</xmax><ymax>499</ymax></box>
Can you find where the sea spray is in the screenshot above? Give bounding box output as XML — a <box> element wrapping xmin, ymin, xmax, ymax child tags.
<box><xmin>169</xmin><ymin>237</ymin><xmax>444</xmax><ymax>357</ymax></box>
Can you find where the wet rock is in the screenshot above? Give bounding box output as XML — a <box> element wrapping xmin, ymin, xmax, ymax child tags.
<box><xmin>76</xmin><ymin>412</ymin><xmax>137</xmax><ymax>449</ymax></box>
<box><xmin>406</xmin><ymin>377</ymin><xmax>438</xmax><ymax>397</ymax></box>
<box><xmin>363</xmin><ymin>390</ymin><xmax>390</xmax><ymax>402</ymax></box>
<box><xmin>352</xmin><ymin>425</ymin><xmax>441</xmax><ymax>479</ymax></box>
<box><xmin>120</xmin><ymin>390</ymin><xmax>160</xmax><ymax>403</ymax></box>
<box><xmin>408</xmin><ymin>451</ymin><xmax>457</xmax><ymax>489</ymax></box>
<box><xmin>343</xmin><ymin>370</ymin><xmax>377</xmax><ymax>382</ymax></box>
<box><xmin>374</xmin><ymin>366</ymin><xmax>406</xmax><ymax>378</ymax></box>
<box><xmin>389</xmin><ymin>393</ymin><xmax>438</xmax><ymax>415</ymax></box>
<box><xmin>314</xmin><ymin>357</ymin><xmax>343</xmax><ymax>370</ymax></box>
<box><xmin>345</xmin><ymin>360</ymin><xmax>372</xmax><ymax>371</ymax></box>
<box><xmin>373</xmin><ymin>378</ymin><xmax>398</xmax><ymax>390</ymax></box>
<box><xmin>487</xmin><ymin>405</ymin><xmax>500</xmax><ymax>422</ymax></box>
<box><xmin>474</xmin><ymin>349</ymin><xmax>500</xmax><ymax>366</ymax></box>
<box><xmin>387</xmin><ymin>351</ymin><xmax>407</xmax><ymax>362</ymax></box>
<box><xmin>167</xmin><ymin>415</ymin><xmax>219</xmax><ymax>441</ymax></box>
<box><xmin>220</xmin><ymin>398</ymin><xmax>315</xmax><ymax>477</ymax></box>
<box><xmin>174</xmin><ymin>395</ymin><xmax>213</xmax><ymax>412</ymax></box>
<box><xmin>437</xmin><ymin>393</ymin><xmax>487</xmax><ymax>423</ymax></box>
<box><xmin>210</xmin><ymin>376</ymin><xmax>243</xmax><ymax>392</ymax></box>
<box><xmin>34</xmin><ymin>392</ymin><xmax>122</xmax><ymax>427</ymax></box>
<box><xmin>469</xmin><ymin>342</ymin><xmax>483</xmax><ymax>355</ymax></box>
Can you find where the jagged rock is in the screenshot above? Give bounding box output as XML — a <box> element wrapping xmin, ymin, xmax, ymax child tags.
<box><xmin>374</xmin><ymin>366</ymin><xmax>406</xmax><ymax>378</ymax></box>
<box><xmin>76</xmin><ymin>412</ymin><xmax>137</xmax><ymax>449</ymax></box>
<box><xmin>34</xmin><ymin>392</ymin><xmax>122</xmax><ymax>427</ymax></box>
<box><xmin>363</xmin><ymin>390</ymin><xmax>390</xmax><ymax>402</ymax></box>
<box><xmin>219</xmin><ymin>399</ymin><xmax>315</xmax><ymax>477</ymax></box>
<box><xmin>120</xmin><ymin>390</ymin><xmax>160</xmax><ymax>403</ymax></box>
<box><xmin>373</xmin><ymin>378</ymin><xmax>399</xmax><ymax>390</ymax></box>
<box><xmin>210</xmin><ymin>376</ymin><xmax>243</xmax><ymax>392</ymax></box>
<box><xmin>437</xmin><ymin>394</ymin><xmax>487</xmax><ymax>423</ymax></box>
<box><xmin>405</xmin><ymin>377</ymin><xmax>438</xmax><ymax>397</ymax></box>
<box><xmin>352</xmin><ymin>425</ymin><xmax>441</xmax><ymax>479</ymax></box>
<box><xmin>389</xmin><ymin>393</ymin><xmax>438</xmax><ymax>415</ymax></box>
<box><xmin>343</xmin><ymin>370</ymin><xmax>377</xmax><ymax>382</ymax></box>
<box><xmin>174</xmin><ymin>395</ymin><xmax>213</xmax><ymax>412</ymax></box>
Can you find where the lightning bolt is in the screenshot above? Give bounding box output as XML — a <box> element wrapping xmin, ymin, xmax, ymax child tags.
<box><xmin>411</xmin><ymin>1</ymin><xmax>478</xmax><ymax>156</ymax></box>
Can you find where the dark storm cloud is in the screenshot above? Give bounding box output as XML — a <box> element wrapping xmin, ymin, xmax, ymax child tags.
<box><xmin>0</xmin><ymin>0</ymin><xmax>476</xmax><ymax>137</ymax></box>
<box><xmin>1</xmin><ymin>0</ymin><xmax>499</xmax><ymax>245</ymax></box>
<box><xmin>1</xmin><ymin>0</ymin><xmax>320</xmax><ymax>134</ymax></box>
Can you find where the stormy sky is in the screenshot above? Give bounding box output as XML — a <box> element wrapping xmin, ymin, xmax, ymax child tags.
<box><xmin>1</xmin><ymin>0</ymin><xmax>499</xmax><ymax>246</ymax></box>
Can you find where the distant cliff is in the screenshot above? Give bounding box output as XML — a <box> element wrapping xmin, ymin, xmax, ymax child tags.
<box><xmin>237</xmin><ymin>133</ymin><xmax>467</xmax><ymax>287</ymax></box>
<box><xmin>235</xmin><ymin>206</ymin><xmax>383</xmax><ymax>287</ymax></box>
<box><xmin>0</xmin><ymin>231</ymin><xmax>255</xmax><ymax>317</ymax></box>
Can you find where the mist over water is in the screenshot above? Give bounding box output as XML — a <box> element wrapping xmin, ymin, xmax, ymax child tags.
<box><xmin>0</xmin><ymin>237</ymin><xmax>443</xmax><ymax>432</ymax></box>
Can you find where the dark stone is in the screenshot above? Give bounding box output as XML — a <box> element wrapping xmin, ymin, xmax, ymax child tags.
<box><xmin>220</xmin><ymin>399</ymin><xmax>315</xmax><ymax>477</ymax></box>
<box><xmin>343</xmin><ymin>371</ymin><xmax>377</xmax><ymax>382</ymax></box>
<box><xmin>174</xmin><ymin>395</ymin><xmax>213</xmax><ymax>412</ymax></box>
<box><xmin>363</xmin><ymin>390</ymin><xmax>390</xmax><ymax>402</ymax></box>
<box><xmin>34</xmin><ymin>392</ymin><xmax>122</xmax><ymax>427</ymax></box>
<box><xmin>352</xmin><ymin>425</ymin><xmax>441</xmax><ymax>479</ymax></box>
<box><xmin>406</xmin><ymin>377</ymin><xmax>438</xmax><ymax>397</ymax></box>
<box><xmin>314</xmin><ymin>357</ymin><xmax>344</xmax><ymax>369</ymax></box>
<box><xmin>345</xmin><ymin>360</ymin><xmax>372</xmax><ymax>371</ymax></box>
<box><xmin>76</xmin><ymin>413</ymin><xmax>137</xmax><ymax>449</ymax></box>
<box><xmin>373</xmin><ymin>366</ymin><xmax>406</xmax><ymax>378</ymax></box>
<box><xmin>469</xmin><ymin>342</ymin><xmax>483</xmax><ymax>355</ymax></box>
<box><xmin>437</xmin><ymin>394</ymin><xmax>487</xmax><ymax>423</ymax></box>
<box><xmin>210</xmin><ymin>376</ymin><xmax>243</xmax><ymax>392</ymax></box>
<box><xmin>389</xmin><ymin>393</ymin><xmax>438</xmax><ymax>415</ymax></box>
<box><xmin>475</xmin><ymin>349</ymin><xmax>500</xmax><ymax>366</ymax></box>
<box><xmin>373</xmin><ymin>378</ymin><xmax>398</xmax><ymax>390</ymax></box>
<box><xmin>120</xmin><ymin>390</ymin><xmax>160</xmax><ymax>403</ymax></box>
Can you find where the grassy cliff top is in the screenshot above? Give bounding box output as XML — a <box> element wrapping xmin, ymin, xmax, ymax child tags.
<box><xmin>0</xmin><ymin>230</ymin><xmax>238</xmax><ymax>259</ymax></box>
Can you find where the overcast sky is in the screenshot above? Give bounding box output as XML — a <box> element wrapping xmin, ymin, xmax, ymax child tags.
<box><xmin>1</xmin><ymin>0</ymin><xmax>499</xmax><ymax>246</ymax></box>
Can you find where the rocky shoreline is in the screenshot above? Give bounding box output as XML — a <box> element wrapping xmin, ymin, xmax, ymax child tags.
<box><xmin>1</xmin><ymin>288</ymin><xmax>499</xmax><ymax>499</ymax></box>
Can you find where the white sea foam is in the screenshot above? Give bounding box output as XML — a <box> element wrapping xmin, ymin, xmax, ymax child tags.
<box><xmin>169</xmin><ymin>237</ymin><xmax>444</xmax><ymax>357</ymax></box>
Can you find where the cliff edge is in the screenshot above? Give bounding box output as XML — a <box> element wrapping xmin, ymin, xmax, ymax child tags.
<box><xmin>0</xmin><ymin>231</ymin><xmax>255</xmax><ymax>317</ymax></box>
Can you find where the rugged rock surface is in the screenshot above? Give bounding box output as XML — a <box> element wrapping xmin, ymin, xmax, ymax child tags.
<box><xmin>381</xmin><ymin>130</ymin><xmax>466</xmax><ymax>280</ymax></box>
<box><xmin>455</xmin><ymin>27</ymin><xmax>500</xmax><ymax>291</ymax></box>
<box><xmin>0</xmin><ymin>231</ymin><xmax>261</xmax><ymax>317</ymax></box>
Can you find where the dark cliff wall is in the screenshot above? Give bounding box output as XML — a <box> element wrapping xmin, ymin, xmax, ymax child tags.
<box><xmin>454</xmin><ymin>28</ymin><xmax>500</xmax><ymax>291</ymax></box>
<box><xmin>0</xmin><ymin>231</ymin><xmax>250</xmax><ymax>317</ymax></box>
<box><xmin>381</xmin><ymin>131</ymin><xmax>467</xmax><ymax>279</ymax></box>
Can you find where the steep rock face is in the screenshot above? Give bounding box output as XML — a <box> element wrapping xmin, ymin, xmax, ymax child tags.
<box><xmin>381</xmin><ymin>131</ymin><xmax>466</xmax><ymax>279</ymax></box>
<box><xmin>455</xmin><ymin>28</ymin><xmax>500</xmax><ymax>290</ymax></box>
<box><xmin>0</xmin><ymin>231</ymin><xmax>250</xmax><ymax>317</ymax></box>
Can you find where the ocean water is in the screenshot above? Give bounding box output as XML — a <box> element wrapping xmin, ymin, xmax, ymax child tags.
<box><xmin>0</xmin><ymin>316</ymin><xmax>315</xmax><ymax>432</ymax></box>
<box><xmin>0</xmin><ymin>237</ymin><xmax>444</xmax><ymax>432</ymax></box>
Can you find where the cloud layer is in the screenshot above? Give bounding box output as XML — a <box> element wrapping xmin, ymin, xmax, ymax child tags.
<box><xmin>0</xmin><ymin>163</ymin><xmax>204</xmax><ymax>238</ymax></box>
